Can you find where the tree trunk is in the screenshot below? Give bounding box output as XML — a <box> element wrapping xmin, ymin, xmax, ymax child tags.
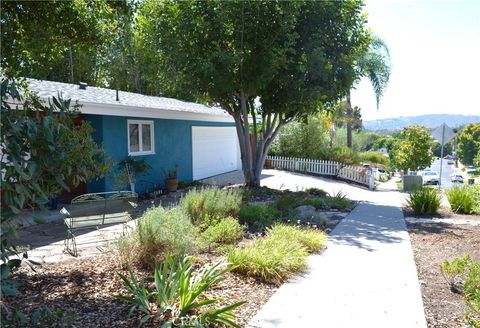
<box><xmin>232</xmin><ymin>101</ymin><xmax>286</xmax><ymax>187</ymax></box>
<box><xmin>346</xmin><ymin>91</ymin><xmax>353</xmax><ymax>148</ymax></box>
<box><xmin>329</xmin><ymin>123</ymin><xmax>335</xmax><ymax>148</ymax></box>
<box><xmin>68</xmin><ymin>40</ymin><xmax>74</xmax><ymax>83</ymax></box>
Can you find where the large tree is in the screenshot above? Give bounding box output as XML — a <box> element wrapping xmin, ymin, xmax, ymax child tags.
<box><xmin>138</xmin><ymin>0</ymin><xmax>370</xmax><ymax>186</ymax></box>
<box><xmin>346</xmin><ymin>36</ymin><xmax>391</xmax><ymax>148</ymax></box>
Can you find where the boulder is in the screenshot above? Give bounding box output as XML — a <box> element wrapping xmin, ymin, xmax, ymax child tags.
<box><xmin>294</xmin><ymin>205</ymin><xmax>330</xmax><ymax>226</ymax></box>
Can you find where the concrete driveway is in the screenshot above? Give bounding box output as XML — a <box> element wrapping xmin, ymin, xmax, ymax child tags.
<box><xmin>202</xmin><ymin>169</ymin><xmax>408</xmax><ymax>207</ymax></box>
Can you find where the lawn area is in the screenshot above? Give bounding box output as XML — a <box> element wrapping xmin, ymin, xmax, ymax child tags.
<box><xmin>8</xmin><ymin>185</ymin><xmax>355</xmax><ymax>327</ymax></box>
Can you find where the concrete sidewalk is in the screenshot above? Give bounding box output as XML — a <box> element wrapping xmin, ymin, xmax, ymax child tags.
<box><xmin>249</xmin><ymin>202</ymin><xmax>427</xmax><ymax>328</ymax></box>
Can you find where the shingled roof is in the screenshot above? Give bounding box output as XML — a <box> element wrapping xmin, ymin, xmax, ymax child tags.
<box><xmin>26</xmin><ymin>79</ymin><xmax>230</xmax><ymax>119</ymax></box>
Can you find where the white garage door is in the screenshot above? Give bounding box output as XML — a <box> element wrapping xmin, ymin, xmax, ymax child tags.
<box><xmin>192</xmin><ymin>126</ymin><xmax>241</xmax><ymax>180</ymax></box>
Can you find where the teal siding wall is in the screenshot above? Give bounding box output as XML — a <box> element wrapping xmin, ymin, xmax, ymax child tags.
<box><xmin>84</xmin><ymin>114</ymin><xmax>235</xmax><ymax>193</ymax></box>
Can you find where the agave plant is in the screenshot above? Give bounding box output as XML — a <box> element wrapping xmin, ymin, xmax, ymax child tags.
<box><xmin>117</xmin><ymin>256</ymin><xmax>245</xmax><ymax>327</ymax></box>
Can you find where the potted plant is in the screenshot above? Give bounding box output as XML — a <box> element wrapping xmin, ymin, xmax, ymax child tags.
<box><xmin>264</xmin><ymin>158</ymin><xmax>272</xmax><ymax>169</ymax></box>
<box><xmin>116</xmin><ymin>157</ymin><xmax>151</xmax><ymax>193</ymax></box>
<box><xmin>165</xmin><ymin>166</ymin><xmax>178</xmax><ymax>192</ymax></box>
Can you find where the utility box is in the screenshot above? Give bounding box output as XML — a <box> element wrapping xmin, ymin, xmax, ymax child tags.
<box><xmin>403</xmin><ymin>175</ymin><xmax>423</xmax><ymax>191</ymax></box>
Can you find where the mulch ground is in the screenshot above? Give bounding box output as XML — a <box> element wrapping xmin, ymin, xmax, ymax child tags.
<box><xmin>407</xmin><ymin>211</ymin><xmax>480</xmax><ymax>328</ymax></box>
<box><xmin>7</xmin><ymin>252</ymin><xmax>277</xmax><ymax>327</ymax></box>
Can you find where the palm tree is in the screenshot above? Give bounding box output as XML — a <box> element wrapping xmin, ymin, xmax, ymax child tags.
<box><xmin>346</xmin><ymin>36</ymin><xmax>391</xmax><ymax>148</ymax></box>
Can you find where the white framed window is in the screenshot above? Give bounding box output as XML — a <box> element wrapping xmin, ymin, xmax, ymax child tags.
<box><xmin>127</xmin><ymin>120</ymin><xmax>155</xmax><ymax>156</ymax></box>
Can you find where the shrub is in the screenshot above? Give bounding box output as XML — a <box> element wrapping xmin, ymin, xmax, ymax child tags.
<box><xmin>359</xmin><ymin>151</ymin><xmax>390</xmax><ymax>166</ymax></box>
<box><xmin>180</xmin><ymin>187</ymin><xmax>243</xmax><ymax>229</ymax></box>
<box><xmin>305</xmin><ymin>187</ymin><xmax>328</xmax><ymax>197</ymax></box>
<box><xmin>117</xmin><ymin>256</ymin><xmax>245</xmax><ymax>326</ymax></box>
<box><xmin>238</xmin><ymin>203</ymin><xmax>280</xmax><ymax>229</ymax></box>
<box><xmin>200</xmin><ymin>217</ymin><xmax>244</xmax><ymax>246</ymax></box>
<box><xmin>379</xmin><ymin>172</ymin><xmax>390</xmax><ymax>182</ymax></box>
<box><xmin>441</xmin><ymin>255</ymin><xmax>472</xmax><ymax>291</ymax></box>
<box><xmin>407</xmin><ymin>187</ymin><xmax>441</xmax><ymax>215</ymax></box>
<box><xmin>127</xmin><ymin>207</ymin><xmax>197</xmax><ymax>267</ymax></box>
<box><xmin>465</xmin><ymin>262</ymin><xmax>480</xmax><ymax>315</ymax></box>
<box><xmin>298</xmin><ymin>196</ymin><xmax>325</xmax><ymax>209</ymax></box>
<box><xmin>267</xmin><ymin>224</ymin><xmax>328</xmax><ymax>253</ymax></box>
<box><xmin>441</xmin><ymin>256</ymin><xmax>480</xmax><ymax>324</ymax></box>
<box><xmin>446</xmin><ymin>185</ymin><xmax>479</xmax><ymax>214</ymax></box>
<box><xmin>325</xmin><ymin>190</ymin><xmax>354</xmax><ymax>210</ymax></box>
<box><xmin>274</xmin><ymin>196</ymin><xmax>299</xmax><ymax>215</ymax></box>
<box><xmin>329</xmin><ymin>146</ymin><xmax>359</xmax><ymax>165</ymax></box>
<box><xmin>228</xmin><ymin>237</ymin><xmax>308</xmax><ymax>284</ymax></box>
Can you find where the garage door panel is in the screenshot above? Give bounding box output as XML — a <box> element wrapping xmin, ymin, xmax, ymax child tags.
<box><xmin>192</xmin><ymin>127</ymin><xmax>240</xmax><ymax>180</ymax></box>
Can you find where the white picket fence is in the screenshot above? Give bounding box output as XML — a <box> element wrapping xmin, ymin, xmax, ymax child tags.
<box><xmin>266</xmin><ymin>156</ymin><xmax>375</xmax><ymax>190</ymax></box>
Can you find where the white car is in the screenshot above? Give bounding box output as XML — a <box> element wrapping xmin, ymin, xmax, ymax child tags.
<box><xmin>422</xmin><ymin>171</ymin><xmax>440</xmax><ymax>185</ymax></box>
<box><xmin>451</xmin><ymin>174</ymin><xmax>464</xmax><ymax>183</ymax></box>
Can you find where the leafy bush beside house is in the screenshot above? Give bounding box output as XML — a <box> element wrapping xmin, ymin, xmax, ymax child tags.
<box><xmin>1</xmin><ymin>78</ymin><xmax>109</xmax><ymax>324</ymax></box>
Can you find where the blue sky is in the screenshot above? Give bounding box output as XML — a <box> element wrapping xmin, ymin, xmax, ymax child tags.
<box><xmin>352</xmin><ymin>0</ymin><xmax>480</xmax><ymax>121</ymax></box>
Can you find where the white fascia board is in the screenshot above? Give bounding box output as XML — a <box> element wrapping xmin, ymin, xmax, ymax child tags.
<box><xmin>77</xmin><ymin>101</ymin><xmax>235</xmax><ymax>123</ymax></box>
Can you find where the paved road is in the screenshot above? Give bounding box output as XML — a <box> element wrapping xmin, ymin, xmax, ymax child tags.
<box><xmin>427</xmin><ymin>158</ymin><xmax>455</xmax><ymax>189</ymax></box>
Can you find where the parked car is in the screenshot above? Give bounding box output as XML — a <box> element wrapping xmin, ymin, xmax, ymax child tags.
<box><xmin>451</xmin><ymin>174</ymin><xmax>464</xmax><ymax>183</ymax></box>
<box><xmin>422</xmin><ymin>171</ymin><xmax>440</xmax><ymax>185</ymax></box>
<box><xmin>447</xmin><ymin>159</ymin><xmax>455</xmax><ymax>165</ymax></box>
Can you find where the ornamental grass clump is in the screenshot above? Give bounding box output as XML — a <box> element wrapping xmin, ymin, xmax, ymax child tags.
<box><xmin>227</xmin><ymin>236</ymin><xmax>308</xmax><ymax>284</ymax></box>
<box><xmin>325</xmin><ymin>190</ymin><xmax>354</xmax><ymax>210</ymax></box>
<box><xmin>267</xmin><ymin>224</ymin><xmax>328</xmax><ymax>253</ymax></box>
<box><xmin>446</xmin><ymin>185</ymin><xmax>479</xmax><ymax>214</ymax></box>
<box><xmin>407</xmin><ymin>187</ymin><xmax>441</xmax><ymax>215</ymax></box>
<box><xmin>227</xmin><ymin>223</ymin><xmax>328</xmax><ymax>284</ymax></box>
<box><xmin>180</xmin><ymin>187</ymin><xmax>243</xmax><ymax>229</ymax></box>
<box><xmin>200</xmin><ymin>217</ymin><xmax>244</xmax><ymax>246</ymax></box>
<box><xmin>126</xmin><ymin>207</ymin><xmax>197</xmax><ymax>268</ymax></box>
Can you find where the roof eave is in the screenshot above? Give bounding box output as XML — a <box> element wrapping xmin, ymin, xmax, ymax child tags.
<box><xmin>55</xmin><ymin>98</ymin><xmax>234</xmax><ymax>123</ymax></box>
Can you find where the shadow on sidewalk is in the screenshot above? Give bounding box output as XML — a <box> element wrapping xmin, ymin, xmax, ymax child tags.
<box><xmin>330</xmin><ymin>204</ymin><xmax>406</xmax><ymax>251</ymax></box>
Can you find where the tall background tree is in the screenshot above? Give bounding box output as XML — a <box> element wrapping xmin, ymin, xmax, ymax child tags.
<box><xmin>137</xmin><ymin>0</ymin><xmax>370</xmax><ymax>186</ymax></box>
<box><xmin>455</xmin><ymin>123</ymin><xmax>480</xmax><ymax>166</ymax></box>
<box><xmin>346</xmin><ymin>36</ymin><xmax>391</xmax><ymax>147</ymax></box>
<box><xmin>0</xmin><ymin>0</ymin><xmax>121</xmax><ymax>84</ymax></box>
<box><xmin>390</xmin><ymin>125</ymin><xmax>434</xmax><ymax>173</ymax></box>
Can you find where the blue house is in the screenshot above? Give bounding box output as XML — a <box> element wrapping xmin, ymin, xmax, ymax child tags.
<box><xmin>27</xmin><ymin>79</ymin><xmax>241</xmax><ymax>195</ymax></box>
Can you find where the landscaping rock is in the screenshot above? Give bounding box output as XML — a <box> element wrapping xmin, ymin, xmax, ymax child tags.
<box><xmin>294</xmin><ymin>205</ymin><xmax>330</xmax><ymax>226</ymax></box>
<box><xmin>295</xmin><ymin>205</ymin><xmax>317</xmax><ymax>217</ymax></box>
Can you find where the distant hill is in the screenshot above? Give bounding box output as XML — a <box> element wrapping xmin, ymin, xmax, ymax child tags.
<box><xmin>363</xmin><ymin>114</ymin><xmax>480</xmax><ymax>131</ymax></box>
